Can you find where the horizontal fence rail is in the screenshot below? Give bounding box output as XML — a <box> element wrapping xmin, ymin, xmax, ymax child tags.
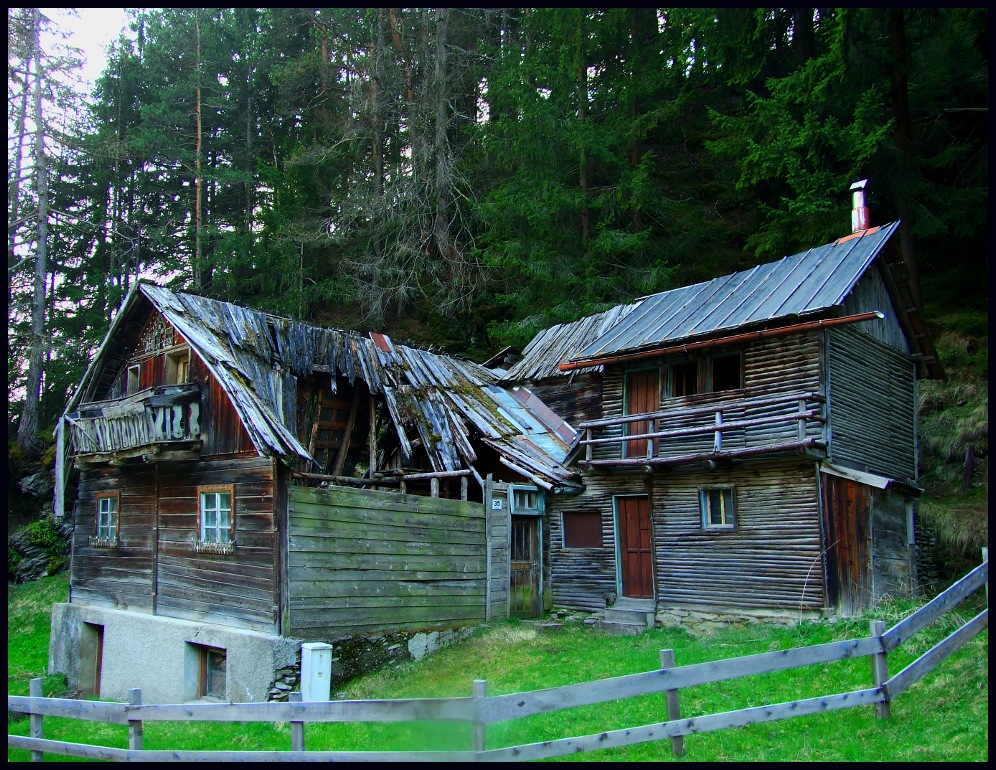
<box><xmin>577</xmin><ymin>391</ymin><xmax>827</xmax><ymax>465</ymax></box>
<box><xmin>9</xmin><ymin>555</ymin><xmax>987</xmax><ymax>762</ymax></box>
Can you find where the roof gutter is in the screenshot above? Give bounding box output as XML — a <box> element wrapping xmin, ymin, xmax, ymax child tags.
<box><xmin>557</xmin><ymin>311</ymin><xmax>885</xmax><ymax>373</ymax></box>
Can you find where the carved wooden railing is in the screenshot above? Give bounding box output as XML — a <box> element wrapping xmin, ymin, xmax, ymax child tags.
<box><xmin>578</xmin><ymin>391</ymin><xmax>826</xmax><ymax>467</ymax></box>
<box><xmin>67</xmin><ymin>384</ymin><xmax>201</xmax><ymax>457</ymax></box>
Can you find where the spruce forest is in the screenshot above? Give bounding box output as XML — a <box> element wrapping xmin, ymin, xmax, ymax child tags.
<box><xmin>7</xmin><ymin>9</ymin><xmax>988</xmax><ymax>569</ymax></box>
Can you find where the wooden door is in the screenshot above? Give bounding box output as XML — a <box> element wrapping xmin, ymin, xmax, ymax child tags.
<box><xmin>821</xmin><ymin>474</ymin><xmax>871</xmax><ymax>615</ymax></box>
<box><xmin>509</xmin><ymin>517</ymin><xmax>541</xmax><ymax>617</ymax></box>
<box><xmin>617</xmin><ymin>496</ymin><xmax>654</xmax><ymax>599</ymax></box>
<box><xmin>624</xmin><ymin>369</ymin><xmax>659</xmax><ymax>459</ymax></box>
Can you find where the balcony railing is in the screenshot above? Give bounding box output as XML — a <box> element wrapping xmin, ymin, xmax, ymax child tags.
<box><xmin>67</xmin><ymin>383</ymin><xmax>201</xmax><ymax>460</ymax></box>
<box><xmin>578</xmin><ymin>391</ymin><xmax>826</xmax><ymax>468</ymax></box>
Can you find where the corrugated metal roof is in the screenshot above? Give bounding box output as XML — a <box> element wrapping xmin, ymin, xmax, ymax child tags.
<box><xmin>122</xmin><ymin>284</ymin><xmax>576</xmax><ymax>488</ymax></box>
<box><xmin>569</xmin><ymin>222</ymin><xmax>900</xmax><ymax>363</ymax></box>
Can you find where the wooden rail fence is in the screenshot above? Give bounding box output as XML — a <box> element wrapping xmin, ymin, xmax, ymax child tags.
<box><xmin>9</xmin><ymin>554</ymin><xmax>987</xmax><ymax>762</ymax></box>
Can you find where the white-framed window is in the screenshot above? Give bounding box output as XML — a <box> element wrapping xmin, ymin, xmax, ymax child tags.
<box><xmin>198</xmin><ymin>484</ymin><xmax>234</xmax><ymax>551</ymax></box>
<box><xmin>94</xmin><ymin>491</ymin><xmax>120</xmax><ymax>545</ymax></box>
<box><xmin>700</xmin><ymin>487</ymin><xmax>736</xmax><ymax>530</ymax></box>
<box><xmin>509</xmin><ymin>484</ymin><xmax>543</xmax><ymax>515</ymax></box>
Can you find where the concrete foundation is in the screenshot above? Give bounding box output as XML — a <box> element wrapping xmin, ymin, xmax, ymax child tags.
<box><xmin>49</xmin><ymin>603</ymin><xmax>301</xmax><ymax>704</ymax></box>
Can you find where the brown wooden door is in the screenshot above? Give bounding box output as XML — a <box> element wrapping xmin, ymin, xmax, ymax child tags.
<box><xmin>624</xmin><ymin>369</ymin><xmax>659</xmax><ymax>459</ymax></box>
<box><xmin>617</xmin><ymin>496</ymin><xmax>654</xmax><ymax>598</ymax></box>
<box><xmin>510</xmin><ymin>517</ymin><xmax>541</xmax><ymax>617</ymax></box>
<box><xmin>821</xmin><ymin>474</ymin><xmax>871</xmax><ymax>614</ymax></box>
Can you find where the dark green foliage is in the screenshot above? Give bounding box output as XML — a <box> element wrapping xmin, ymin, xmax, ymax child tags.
<box><xmin>7</xmin><ymin>8</ymin><xmax>987</xmax><ymax>552</ymax></box>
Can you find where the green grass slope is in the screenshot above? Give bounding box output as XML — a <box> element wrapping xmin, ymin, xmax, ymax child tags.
<box><xmin>8</xmin><ymin>575</ymin><xmax>988</xmax><ymax>762</ymax></box>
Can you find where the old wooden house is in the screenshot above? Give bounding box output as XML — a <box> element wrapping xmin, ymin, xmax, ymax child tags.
<box><xmin>50</xmin><ymin>283</ymin><xmax>579</xmax><ymax>703</ymax></box>
<box><xmin>500</xmin><ymin>196</ymin><xmax>941</xmax><ymax>629</ymax></box>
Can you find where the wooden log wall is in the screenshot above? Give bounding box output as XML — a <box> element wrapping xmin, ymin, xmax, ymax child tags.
<box><xmin>592</xmin><ymin>332</ymin><xmax>823</xmax><ymax>462</ymax></box>
<box><xmin>826</xmin><ymin>326</ymin><xmax>916</xmax><ymax>481</ymax></box>
<box><xmin>71</xmin><ymin>464</ymin><xmax>156</xmax><ymax>613</ymax></box>
<box><xmin>71</xmin><ymin>456</ymin><xmax>279</xmax><ymax>633</ymax></box>
<box><xmin>287</xmin><ymin>485</ymin><xmax>487</xmax><ymax>640</ymax></box>
<box><xmin>154</xmin><ymin>456</ymin><xmax>279</xmax><ymax>632</ymax></box>
<box><xmin>548</xmin><ymin>459</ymin><xmax>826</xmax><ymax>612</ymax></box>
<box><xmin>548</xmin><ymin>473</ymin><xmax>649</xmax><ymax>611</ymax></box>
<box><xmin>654</xmin><ymin>458</ymin><xmax>825</xmax><ymax>611</ymax></box>
<box><xmin>842</xmin><ymin>264</ymin><xmax>911</xmax><ymax>353</ymax></box>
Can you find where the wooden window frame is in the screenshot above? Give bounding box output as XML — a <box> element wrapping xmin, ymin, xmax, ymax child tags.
<box><xmin>708</xmin><ymin>352</ymin><xmax>743</xmax><ymax>393</ymax></box>
<box><xmin>196</xmin><ymin>484</ymin><xmax>235</xmax><ymax>554</ymax></box>
<box><xmin>700</xmin><ymin>487</ymin><xmax>737</xmax><ymax>531</ymax></box>
<box><xmin>92</xmin><ymin>491</ymin><xmax>120</xmax><ymax>547</ymax></box>
<box><xmin>509</xmin><ymin>484</ymin><xmax>543</xmax><ymax>515</ymax></box>
<box><xmin>562</xmin><ymin>510</ymin><xmax>603</xmax><ymax>548</ymax></box>
<box><xmin>196</xmin><ymin>644</ymin><xmax>227</xmax><ymax>700</ymax></box>
<box><xmin>666</xmin><ymin>359</ymin><xmax>700</xmax><ymax>398</ymax></box>
<box><xmin>126</xmin><ymin>364</ymin><xmax>141</xmax><ymax>395</ymax></box>
<box><xmin>165</xmin><ymin>346</ymin><xmax>191</xmax><ymax>385</ymax></box>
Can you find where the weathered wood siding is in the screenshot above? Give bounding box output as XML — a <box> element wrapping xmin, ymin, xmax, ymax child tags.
<box><xmin>155</xmin><ymin>456</ymin><xmax>278</xmax><ymax>632</ymax></box>
<box><xmin>526</xmin><ymin>374</ymin><xmax>602</xmax><ymax>434</ymax></box>
<box><xmin>71</xmin><ymin>464</ymin><xmax>156</xmax><ymax>612</ymax></box>
<box><xmin>842</xmin><ymin>264</ymin><xmax>910</xmax><ymax>353</ymax></box>
<box><xmin>486</xmin><ymin>482</ymin><xmax>511</xmax><ymax>620</ymax></box>
<box><xmin>548</xmin><ymin>472</ymin><xmax>649</xmax><ymax>611</ymax></box>
<box><xmin>191</xmin><ymin>355</ymin><xmax>257</xmax><ymax>457</ymax></box>
<box><xmin>70</xmin><ymin>457</ymin><xmax>279</xmax><ymax>632</ymax></box>
<box><xmin>871</xmin><ymin>488</ymin><xmax>914</xmax><ymax>602</ymax></box>
<box><xmin>592</xmin><ymin>332</ymin><xmax>823</xmax><ymax>462</ymax></box>
<box><xmin>287</xmin><ymin>485</ymin><xmax>487</xmax><ymax>639</ymax></box>
<box><xmin>826</xmin><ymin>326</ymin><xmax>916</xmax><ymax>480</ymax></box>
<box><xmin>549</xmin><ymin>460</ymin><xmax>825</xmax><ymax>612</ymax></box>
<box><xmin>654</xmin><ymin>459</ymin><xmax>825</xmax><ymax>611</ymax></box>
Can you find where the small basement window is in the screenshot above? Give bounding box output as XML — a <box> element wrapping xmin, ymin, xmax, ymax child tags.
<box><xmin>700</xmin><ymin>488</ymin><xmax>736</xmax><ymax>531</ymax></box>
<box><xmin>197</xmin><ymin>484</ymin><xmax>234</xmax><ymax>553</ymax></box>
<box><xmin>562</xmin><ymin>511</ymin><xmax>603</xmax><ymax>548</ymax></box>
<box><xmin>187</xmin><ymin>643</ymin><xmax>227</xmax><ymax>700</ymax></box>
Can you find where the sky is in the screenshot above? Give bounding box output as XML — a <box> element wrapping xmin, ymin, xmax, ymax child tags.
<box><xmin>39</xmin><ymin>8</ymin><xmax>132</xmax><ymax>87</ymax></box>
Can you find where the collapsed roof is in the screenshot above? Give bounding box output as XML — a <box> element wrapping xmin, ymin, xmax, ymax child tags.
<box><xmin>67</xmin><ymin>282</ymin><xmax>579</xmax><ymax>491</ymax></box>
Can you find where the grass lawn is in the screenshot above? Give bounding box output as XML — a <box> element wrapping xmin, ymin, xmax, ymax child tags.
<box><xmin>8</xmin><ymin>573</ymin><xmax>988</xmax><ymax>762</ymax></box>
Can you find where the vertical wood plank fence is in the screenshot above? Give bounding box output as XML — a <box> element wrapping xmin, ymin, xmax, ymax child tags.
<box><xmin>9</xmin><ymin>555</ymin><xmax>986</xmax><ymax>762</ymax></box>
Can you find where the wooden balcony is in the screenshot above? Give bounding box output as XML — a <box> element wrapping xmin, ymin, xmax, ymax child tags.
<box><xmin>578</xmin><ymin>391</ymin><xmax>827</xmax><ymax>469</ymax></box>
<box><xmin>67</xmin><ymin>383</ymin><xmax>202</xmax><ymax>466</ymax></box>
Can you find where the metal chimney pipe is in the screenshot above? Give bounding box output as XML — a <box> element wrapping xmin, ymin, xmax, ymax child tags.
<box><xmin>850</xmin><ymin>179</ymin><xmax>870</xmax><ymax>232</ymax></box>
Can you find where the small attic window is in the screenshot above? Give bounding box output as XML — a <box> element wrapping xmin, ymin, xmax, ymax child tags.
<box><xmin>166</xmin><ymin>347</ymin><xmax>191</xmax><ymax>385</ymax></box>
<box><xmin>127</xmin><ymin>365</ymin><xmax>141</xmax><ymax>394</ymax></box>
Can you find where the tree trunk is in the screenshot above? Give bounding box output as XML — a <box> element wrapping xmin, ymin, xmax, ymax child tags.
<box><xmin>193</xmin><ymin>11</ymin><xmax>205</xmax><ymax>289</ymax></box>
<box><xmin>18</xmin><ymin>8</ymin><xmax>49</xmax><ymax>456</ymax></box>
<box><xmin>433</xmin><ymin>8</ymin><xmax>451</xmax><ymax>260</ymax></box>
<box><xmin>887</xmin><ymin>8</ymin><xmax>921</xmax><ymax>308</ymax></box>
<box><xmin>577</xmin><ymin>11</ymin><xmax>590</xmax><ymax>243</ymax></box>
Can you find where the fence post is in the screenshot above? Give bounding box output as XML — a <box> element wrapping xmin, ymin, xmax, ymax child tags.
<box><xmin>472</xmin><ymin>679</ymin><xmax>487</xmax><ymax>755</ymax></box>
<box><xmin>660</xmin><ymin>649</ymin><xmax>684</xmax><ymax>757</ymax></box>
<box><xmin>870</xmin><ymin>620</ymin><xmax>891</xmax><ymax>719</ymax></box>
<box><xmin>289</xmin><ymin>691</ymin><xmax>306</xmax><ymax>752</ymax></box>
<box><xmin>29</xmin><ymin>677</ymin><xmax>43</xmax><ymax>762</ymax></box>
<box><xmin>128</xmin><ymin>688</ymin><xmax>143</xmax><ymax>751</ymax></box>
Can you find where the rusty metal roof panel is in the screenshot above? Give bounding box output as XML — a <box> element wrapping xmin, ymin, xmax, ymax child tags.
<box><xmin>573</xmin><ymin>223</ymin><xmax>899</xmax><ymax>361</ymax></box>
